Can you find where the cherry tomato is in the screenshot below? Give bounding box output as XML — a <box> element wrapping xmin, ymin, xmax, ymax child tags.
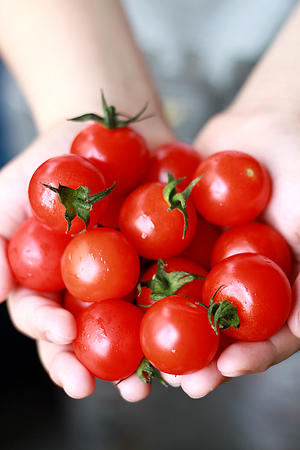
<box><xmin>192</xmin><ymin>151</ymin><xmax>271</xmax><ymax>226</ymax></box>
<box><xmin>181</xmin><ymin>215</ymin><xmax>221</xmax><ymax>270</ymax></box>
<box><xmin>63</xmin><ymin>291</ymin><xmax>93</xmax><ymax>317</ymax></box>
<box><xmin>8</xmin><ymin>217</ymin><xmax>70</xmax><ymax>291</ymax></box>
<box><xmin>61</xmin><ymin>228</ymin><xmax>140</xmax><ymax>302</ymax></box>
<box><xmin>63</xmin><ymin>288</ymin><xmax>136</xmax><ymax>317</ymax></box>
<box><xmin>70</xmin><ymin>123</ymin><xmax>149</xmax><ymax>195</ymax></box>
<box><xmin>144</xmin><ymin>141</ymin><xmax>201</xmax><ymax>190</ymax></box>
<box><xmin>137</xmin><ymin>257</ymin><xmax>207</xmax><ymax>308</ymax></box>
<box><xmin>73</xmin><ymin>300</ymin><xmax>144</xmax><ymax>381</ymax></box>
<box><xmin>211</xmin><ymin>222</ymin><xmax>292</xmax><ymax>276</ymax></box>
<box><xmin>119</xmin><ymin>182</ymin><xmax>197</xmax><ymax>259</ymax></box>
<box><xmin>98</xmin><ymin>191</ymin><xmax>125</xmax><ymax>229</ymax></box>
<box><xmin>202</xmin><ymin>253</ymin><xmax>292</xmax><ymax>341</ymax></box>
<box><xmin>29</xmin><ymin>154</ymin><xmax>110</xmax><ymax>235</ymax></box>
<box><xmin>140</xmin><ymin>295</ymin><xmax>219</xmax><ymax>375</ymax></box>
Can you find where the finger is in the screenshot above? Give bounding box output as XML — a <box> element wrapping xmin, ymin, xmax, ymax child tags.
<box><xmin>7</xmin><ymin>286</ymin><xmax>76</xmax><ymax>344</ymax></box>
<box><xmin>114</xmin><ymin>373</ymin><xmax>151</xmax><ymax>402</ymax></box>
<box><xmin>288</xmin><ymin>272</ymin><xmax>300</xmax><ymax>338</ymax></box>
<box><xmin>160</xmin><ymin>372</ymin><xmax>182</xmax><ymax>387</ymax></box>
<box><xmin>37</xmin><ymin>340</ymin><xmax>95</xmax><ymax>399</ymax></box>
<box><xmin>0</xmin><ymin>235</ymin><xmax>15</xmax><ymax>302</ymax></box>
<box><xmin>217</xmin><ymin>325</ymin><xmax>300</xmax><ymax>377</ymax></box>
<box><xmin>181</xmin><ymin>360</ymin><xmax>227</xmax><ymax>399</ymax></box>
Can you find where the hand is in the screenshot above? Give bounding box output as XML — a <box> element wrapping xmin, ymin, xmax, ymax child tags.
<box><xmin>165</xmin><ymin>109</ymin><xmax>300</xmax><ymax>398</ymax></box>
<box><xmin>2</xmin><ymin>120</ymin><xmax>173</xmax><ymax>401</ymax></box>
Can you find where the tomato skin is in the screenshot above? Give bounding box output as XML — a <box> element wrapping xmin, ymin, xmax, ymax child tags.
<box><xmin>137</xmin><ymin>257</ymin><xmax>207</xmax><ymax>308</ymax></box>
<box><xmin>211</xmin><ymin>222</ymin><xmax>292</xmax><ymax>276</ymax></box>
<box><xmin>63</xmin><ymin>288</ymin><xmax>136</xmax><ymax>317</ymax></box>
<box><xmin>61</xmin><ymin>228</ymin><xmax>140</xmax><ymax>302</ymax></box>
<box><xmin>73</xmin><ymin>300</ymin><xmax>144</xmax><ymax>381</ymax></box>
<box><xmin>98</xmin><ymin>191</ymin><xmax>125</xmax><ymax>229</ymax></box>
<box><xmin>70</xmin><ymin>123</ymin><xmax>150</xmax><ymax>195</ymax></box>
<box><xmin>144</xmin><ymin>141</ymin><xmax>202</xmax><ymax>191</ymax></box>
<box><xmin>8</xmin><ymin>217</ymin><xmax>70</xmax><ymax>291</ymax></box>
<box><xmin>63</xmin><ymin>291</ymin><xmax>94</xmax><ymax>317</ymax></box>
<box><xmin>181</xmin><ymin>215</ymin><xmax>221</xmax><ymax>270</ymax></box>
<box><xmin>119</xmin><ymin>183</ymin><xmax>197</xmax><ymax>259</ymax></box>
<box><xmin>140</xmin><ymin>295</ymin><xmax>219</xmax><ymax>375</ymax></box>
<box><xmin>202</xmin><ymin>253</ymin><xmax>292</xmax><ymax>341</ymax></box>
<box><xmin>192</xmin><ymin>151</ymin><xmax>271</xmax><ymax>226</ymax></box>
<box><xmin>29</xmin><ymin>154</ymin><xmax>110</xmax><ymax>235</ymax></box>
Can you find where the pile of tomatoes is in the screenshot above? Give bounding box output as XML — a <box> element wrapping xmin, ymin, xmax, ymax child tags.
<box><xmin>8</xmin><ymin>95</ymin><xmax>293</xmax><ymax>388</ymax></box>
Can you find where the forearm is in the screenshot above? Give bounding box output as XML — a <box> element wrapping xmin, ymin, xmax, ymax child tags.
<box><xmin>0</xmin><ymin>0</ymin><xmax>171</xmax><ymax>145</ymax></box>
<box><xmin>230</xmin><ymin>2</ymin><xmax>300</xmax><ymax>117</ymax></box>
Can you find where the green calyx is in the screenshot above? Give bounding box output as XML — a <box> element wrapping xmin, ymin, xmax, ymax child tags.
<box><xmin>41</xmin><ymin>181</ymin><xmax>115</xmax><ymax>233</ymax></box>
<box><xmin>138</xmin><ymin>258</ymin><xmax>205</xmax><ymax>303</ymax></box>
<box><xmin>69</xmin><ymin>90</ymin><xmax>149</xmax><ymax>129</ymax></box>
<box><xmin>136</xmin><ymin>358</ymin><xmax>168</xmax><ymax>387</ymax></box>
<box><xmin>197</xmin><ymin>285</ymin><xmax>240</xmax><ymax>335</ymax></box>
<box><xmin>163</xmin><ymin>171</ymin><xmax>202</xmax><ymax>238</ymax></box>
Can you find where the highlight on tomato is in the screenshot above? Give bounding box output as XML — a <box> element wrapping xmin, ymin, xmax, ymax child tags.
<box><xmin>73</xmin><ymin>300</ymin><xmax>144</xmax><ymax>381</ymax></box>
<box><xmin>202</xmin><ymin>253</ymin><xmax>292</xmax><ymax>341</ymax></box>
<box><xmin>61</xmin><ymin>228</ymin><xmax>140</xmax><ymax>302</ymax></box>
<box><xmin>192</xmin><ymin>151</ymin><xmax>271</xmax><ymax>226</ymax></box>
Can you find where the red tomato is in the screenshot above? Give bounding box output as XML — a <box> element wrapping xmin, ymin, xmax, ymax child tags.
<box><xmin>181</xmin><ymin>215</ymin><xmax>221</xmax><ymax>270</ymax></box>
<box><xmin>61</xmin><ymin>228</ymin><xmax>140</xmax><ymax>302</ymax></box>
<box><xmin>140</xmin><ymin>295</ymin><xmax>219</xmax><ymax>375</ymax></box>
<box><xmin>137</xmin><ymin>257</ymin><xmax>207</xmax><ymax>308</ymax></box>
<box><xmin>70</xmin><ymin>123</ymin><xmax>149</xmax><ymax>195</ymax></box>
<box><xmin>63</xmin><ymin>291</ymin><xmax>94</xmax><ymax>317</ymax></box>
<box><xmin>8</xmin><ymin>217</ymin><xmax>70</xmax><ymax>291</ymax></box>
<box><xmin>144</xmin><ymin>141</ymin><xmax>201</xmax><ymax>190</ymax></box>
<box><xmin>98</xmin><ymin>191</ymin><xmax>125</xmax><ymax>229</ymax></box>
<box><xmin>202</xmin><ymin>253</ymin><xmax>292</xmax><ymax>341</ymax></box>
<box><xmin>29</xmin><ymin>154</ymin><xmax>111</xmax><ymax>235</ymax></box>
<box><xmin>119</xmin><ymin>182</ymin><xmax>197</xmax><ymax>259</ymax></box>
<box><xmin>192</xmin><ymin>151</ymin><xmax>271</xmax><ymax>226</ymax></box>
<box><xmin>211</xmin><ymin>222</ymin><xmax>292</xmax><ymax>276</ymax></box>
<box><xmin>63</xmin><ymin>288</ymin><xmax>136</xmax><ymax>317</ymax></box>
<box><xmin>73</xmin><ymin>300</ymin><xmax>144</xmax><ymax>381</ymax></box>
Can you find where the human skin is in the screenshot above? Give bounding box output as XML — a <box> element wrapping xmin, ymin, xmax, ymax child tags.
<box><xmin>1</xmin><ymin>0</ymin><xmax>300</xmax><ymax>401</ymax></box>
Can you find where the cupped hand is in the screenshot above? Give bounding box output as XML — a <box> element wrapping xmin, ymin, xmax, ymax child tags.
<box><xmin>1</xmin><ymin>120</ymin><xmax>173</xmax><ymax>401</ymax></box>
<box><xmin>172</xmin><ymin>109</ymin><xmax>300</xmax><ymax>398</ymax></box>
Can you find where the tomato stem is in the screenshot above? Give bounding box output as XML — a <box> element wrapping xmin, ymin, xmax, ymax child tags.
<box><xmin>163</xmin><ymin>172</ymin><xmax>202</xmax><ymax>238</ymax></box>
<box><xmin>40</xmin><ymin>181</ymin><xmax>115</xmax><ymax>233</ymax></box>
<box><xmin>68</xmin><ymin>91</ymin><xmax>150</xmax><ymax>129</ymax></box>
<box><xmin>138</xmin><ymin>258</ymin><xmax>205</xmax><ymax>302</ymax></box>
<box><xmin>136</xmin><ymin>357</ymin><xmax>168</xmax><ymax>387</ymax></box>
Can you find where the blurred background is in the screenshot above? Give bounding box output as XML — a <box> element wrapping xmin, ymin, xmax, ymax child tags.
<box><xmin>1</xmin><ymin>1</ymin><xmax>300</xmax><ymax>449</ymax></box>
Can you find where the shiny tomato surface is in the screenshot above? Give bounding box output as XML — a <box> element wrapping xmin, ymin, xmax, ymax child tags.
<box><xmin>119</xmin><ymin>182</ymin><xmax>197</xmax><ymax>259</ymax></box>
<box><xmin>181</xmin><ymin>214</ymin><xmax>221</xmax><ymax>270</ymax></box>
<box><xmin>61</xmin><ymin>228</ymin><xmax>140</xmax><ymax>302</ymax></box>
<box><xmin>145</xmin><ymin>141</ymin><xmax>201</xmax><ymax>190</ymax></box>
<box><xmin>192</xmin><ymin>151</ymin><xmax>271</xmax><ymax>226</ymax></box>
<box><xmin>70</xmin><ymin>123</ymin><xmax>149</xmax><ymax>195</ymax></box>
<box><xmin>8</xmin><ymin>217</ymin><xmax>70</xmax><ymax>291</ymax></box>
<box><xmin>29</xmin><ymin>155</ymin><xmax>110</xmax><ymax>234</ymax></box>
<box><xmin>140</xmin><ymin>295</ymin><xmax>219</xmax><ymax>375</ymax></box>
<box><xmin>74</xmin><ymin>300</ymin><xmax>144</xmax><ymax>381</ymax></box>
<box><xmin>211</xmin><ymin>222</ymin><xmax>292</xmax><ymax>276</ymax></box>
<box><xmin>202</xmin><ymin>253</ymin><xmax>292</xmax><ymax>341</ymax></box>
